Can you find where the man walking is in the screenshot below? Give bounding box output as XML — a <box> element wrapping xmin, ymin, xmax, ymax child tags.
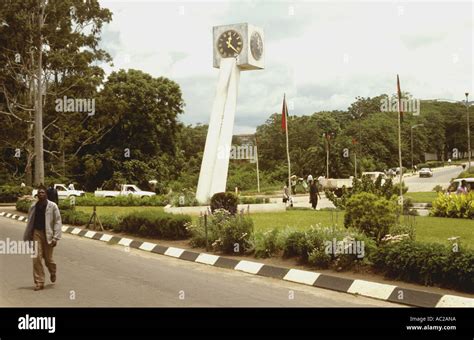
<box><xmin>23</xmin><ymin>186</ymin><xmax>62</xmax><ymax>291</ymax></box>
<box><xmin>47</xmin><ymin>183</ymin><xmax>59</xmax><ymax>205</ymax></box>
<box><xmin>309</xmin><ymin>180</ymin><xmax>321</xmax><ymax>210</ymax></box>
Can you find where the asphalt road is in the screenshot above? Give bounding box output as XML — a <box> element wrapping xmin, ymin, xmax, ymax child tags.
<box><xmin>403</xmin><ymin>165</ymin><xmax>465</xmax><ymax>192</ymax></box>
<box><xmin>0</xmin><ymin>217</ymin><xmax>402</xmax><ymax>307</ymax></box>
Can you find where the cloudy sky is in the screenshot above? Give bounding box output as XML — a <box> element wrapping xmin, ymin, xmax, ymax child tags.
<box><xmin>99</xmin><ymin>0</ymin><xmax>473</xmax><ymax>134</ymax></box>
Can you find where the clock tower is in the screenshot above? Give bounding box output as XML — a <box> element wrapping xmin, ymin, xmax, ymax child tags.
<box><xmin>196</xmin><ymin>23</ymin><xmax>265</xmax><ymax>203</ymax></box>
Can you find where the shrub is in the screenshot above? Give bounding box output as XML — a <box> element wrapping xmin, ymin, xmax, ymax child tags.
<box><xmin>210</xmin><ymin>192</ymin><xmax>238</xmax><ymax>215</ymax></box>
<box><xmin>251</xmin><ymin>228</ymin><xmax>283</xmax><ymax>258</ymax></box>
<box><xmin>372</xmin><ymin>240</ymin><xmax>474</xmax><ymax>293</ymax></box>
<box><xmin>326</xmin><ymin>176</ymin><xmax>401</xmax><ymax>209</ymax></box>
<box><xmin>238</xmin><ymin>196</ymin><xmax>270</xmax><ymax>205</ymax></box>
<box><xmin>344</xmin><ymin>192</ymin><xmax>398</xmax><ymax>243</ymax></box>
<box><xmin>16</xmin><ymin>196</ymin><xmax>35</xmax><ymax>213</ymax></box>
<box><xmin>61</xmin><ymin>210</ymin><xmax>90</xmax><ymax>226</ymax></box>
<box><xmin>387</xmin><ymin>224</ymin><xmax>416</xmax><ymax>241</ymax></box>
<box><xmin>281</xmin><ymin>225</ymin><xmax>377</xmax><ymax>270</ymax></box>
<box><xmin>0</xmin><ymin>185</ymin><xmax>32</xmax><ymax>203</ymax></box>
<box><xmin>430</xmin><ymin>192</ymin><xmax>474</xmax><ymax>218</ymax></box>
<box><xmin>119</xmin><ymin>211</ymin><xmax>191</xmax><ymax>239</ymax></box>
<box><xmin>188</xmin><ymin>209</ymin><xmax>253</xmax><ymax>254</ymax></box>
<box><xmin>75</xmin><ymin>193</ymin><xmax>169</xmax><ymax>207</ymax></box>
<box><xmin>432</xmin><ymin>185</ymin><xmax>444</xmax><ymax>193</ymax></box>
<box><xmin>169</xmin><ymin>188</ymin><xmax>199</xmax><ymax>207</ymax></box>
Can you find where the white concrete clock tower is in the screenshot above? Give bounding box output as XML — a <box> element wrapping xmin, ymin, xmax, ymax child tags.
<box><xmin>196</xmin><ymin>23</ymin><xmax>264</xmax><ymax>203</ymax></box>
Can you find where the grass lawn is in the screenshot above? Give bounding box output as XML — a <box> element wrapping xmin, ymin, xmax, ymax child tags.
<box><xmin>405</xmin><ymin>191</ymin><xmax>439</xmax><ymax>203</ymax></box>
<box><xmin>75</xmin><ymin>206</ymin><xmax>473</xmax><ymax>249</ymax></box>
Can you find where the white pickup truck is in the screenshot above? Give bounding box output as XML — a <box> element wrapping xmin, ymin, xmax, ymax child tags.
<box><xmin>94</xmin><ymin>184</ymin><xmax>156</xmax><ymax>198</ymax></box>
<box><xmin>319</xmin><ymin>177</ymin><xmax>353</xmax><ymax>197</ymax></box>
<box><xmin>32</xmin><ymin>184</ymin><xmax>85</xmax><ymax>199</ymax></box>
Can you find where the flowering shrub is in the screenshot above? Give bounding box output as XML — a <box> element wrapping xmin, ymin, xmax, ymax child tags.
<box><xmin>188</xmin><ymin>209</ymin><xmax>253</xmax><ymax>254</ymax></box>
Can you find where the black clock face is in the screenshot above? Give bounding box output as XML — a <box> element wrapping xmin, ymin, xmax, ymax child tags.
<box><xmin>250</xmin><ymin>31</ymin><xmax>263</xmax><ymax>60</ymax></box>
<box><xmin>217</xmin><ymin>30</ymin><xmax>243</xmax><ymax>58</ymax></box>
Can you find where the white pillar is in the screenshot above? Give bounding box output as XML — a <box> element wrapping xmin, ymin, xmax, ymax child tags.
<box><xmin>196</xmin><ymin>58</ymin><xmax>241</xmax><ymax>203</ymax></box>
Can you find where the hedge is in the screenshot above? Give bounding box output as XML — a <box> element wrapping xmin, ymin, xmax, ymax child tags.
<box><xmin>116</xmin><ymin>210</ymin><xmax>191</xmax><ymax>239</ymax></box>
<box><xmin>372</xmin><ymin>240</ymin><xmax>473</xmax><ymax>293</ymax></box>
<box><xmin>75</xmin><ymin>194</ymin><xmax>169</xmax><ymax>207</ymax></box>
<box><xmin>0</xmin><ymin>185</ymin><xmax>32</xmax><ymax>203</ymax></box>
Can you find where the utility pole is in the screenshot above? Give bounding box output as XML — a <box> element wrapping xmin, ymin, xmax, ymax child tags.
<box><xmin>34</xmin><ymin>0</ymin><xmax>46</xmax><ymax>186</ymax></box>
<box><xmin>255</xmin><ymin>137</ymin><xmax>260</xmax><ymax>193</ymax></box>
<box><xmin>466</xmin><ymin>93</ymin><xmax>470</xmax><ymax>171</ymax></box>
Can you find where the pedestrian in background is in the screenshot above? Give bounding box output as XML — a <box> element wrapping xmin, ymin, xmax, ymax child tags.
<box><xmin>309</xmin><ymin>180</ymin><xmax>321</xmax><ymax>210</ymax></box>
<box><xmin>23</xmin><ymin>186</ymin><xmax>62</xmax><ymax>291</ymax></box>
<box><xmin>47</xmin><ymin>183</ymin><xmax>59</xmax><ymax>205</ymax></box>
<box><xmin>456</xmin><ymin>180</ymin><xmax>469</xmax><ymax>195</ymax></box>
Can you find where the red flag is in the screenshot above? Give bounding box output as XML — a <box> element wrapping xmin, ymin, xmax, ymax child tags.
<box><xmin>281</xmin><ymin>94</ymin><xmax>288</xmax><ymax>131</ymax></box>
<box><xmin>397</xmin><ymin>74</ymin><xmax>403</xmax><ymax>122</ymax></box>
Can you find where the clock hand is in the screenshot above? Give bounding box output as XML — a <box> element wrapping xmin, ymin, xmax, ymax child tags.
<box><xmin>226</xmin><ymin>40</ymin><xmax>239</xmax><ymax>53</ymax></box>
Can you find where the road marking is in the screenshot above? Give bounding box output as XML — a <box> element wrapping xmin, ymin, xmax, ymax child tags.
<box><xmin>348</xmin><ymin>280</ymin><xmax>397</xmax><ymax>300</ymax></box>
<box><xmin>99</xmin><ymin>234</ymin><xmax>113</xmax><ymax>242</ymax></box>
<box><xmin>0</xmin><ymin>212</ymin><xmax>5</xmax><ymax>216</ymax></box>
<box><xmin>61</xmin><ymin>226</ymin><xmax>67</xmax><ymax>232</ymax></box>
<box><xmin>6</xmin><ymin>213</ymin><xmax>11</xmax><ymax>217</ymax></box>
<box><xmin>164</xmin><ymin>247</ymin><xmax>184</xmax><ymax>258</ymax></box>
<box><xmin>84</xmin><ymin>231</ymin><xmax>96</xmax><ymax>239</ymax></box>
<box><xmin>139</xmin><ymin>242</ymin><xmax>156</xmax><ymax>251</ymax></box>
<box><xmin>195</xmin><ymin>253</ymin><xmax>219</xmax><ymax>265</ymax></box>
<box><xmin>18</xmin><ymin>216</ymin><xmax>25</xmax><ymax>221</ymax></box>
<box><xmin>436</xmin><ymin>295</ymin><xmax>474</xmax><ymax>308</ymax></box>
<box><xmin>118</xmin><ymin>238</ymin><xmax>133</xmax><ymax>246</ymax></box>
<box><xmin>283</xmin><ymin>269</ymin><xmax>320</xmax><ymax>285</ymax></box>
<box><xmin>235</xmin><ymin>260</ymin><xmax>264</xmax><ymax>274</ymax></box>
<box><xmin>71</xmin><ymin>228</ymin><xmax>82</xmax><ymax>235</ymax></box>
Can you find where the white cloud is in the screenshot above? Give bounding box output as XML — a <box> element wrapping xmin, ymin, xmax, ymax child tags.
<box><xmin>99</xmin><ymin>0</ymin><xmax>473</xmax><ymax>134</ymax></box>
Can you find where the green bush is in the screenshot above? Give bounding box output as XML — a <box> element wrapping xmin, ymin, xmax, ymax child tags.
<box><xmin>75</xmin><ymin>193</ymin><xmax>169</xmax><ymax>207</ymax></box>
<box><xmin>210</xmin><ymin>192</ymin><xmax>238</xmax><ymax>215</ymax></box>
<box><xmin>432</xmin><ymin>185</ymin><xmax>444</xmax><ymax>193</ymax></box>
<box><xmin>119</xmin><ymin>211</ymin><xmax>191</xmax><ymax>239</ymax></box>
<box><xmin>0</xmin><ymin>185</ymin><xmax>32</xmax><ymax>203</ymax></box>
<box><xmin>169</xmin><ymin>188</ymin><xmax>199</xmax><ymax>207</ymax></box>
<box><xmin>188</xmin><ymin>209</ymin><xmax>253</xmax><ymax>254</ymax></box>
<box><xmin>344</xmin><ymin>192</ymin><xmax>398</xmax><ymax>243</ymax></box>
<box><xmin>16</xmin><ymin>196</ymin><xmax>35</xmax><ymax>213</ymax></box>
<box><xmin>326</xmin><ymin>175</ymin><xmax>400</xmax><ymax>209</ymax></box>
<box><xmin>251</xmin><ymin>228</ymin><xmax>282</xmax><ymax>258</ymax></box>
<box><xmin>387</xmin><ymin>224</ymin><xmax>416</xmax><ymax>241</ymax></box>
<box><xmin>430</xmin><ymin>192</ymin><xmax>474</xmax><ymax>218</ymax></box>
<box><xmin>61</xmin><ymin>210</ymin><xmax>90</xmax><ymax>226</ymax></box>
<box><xmin>281</xmin><ymin>225</ymin><xmax>377</xmax><ymax>270</ymax></box>
<box><xmin>372</xmin><ymin>240</ymin><xmax>474</xmax><ymax>293</ymax></box>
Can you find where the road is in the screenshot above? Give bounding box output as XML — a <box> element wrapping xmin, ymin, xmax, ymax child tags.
<box><xmin>403</xmin><ymin>165</ymin><xmax>465</xmax><ymax>192</ymax></box>
<box><xmin>0</xmin><ymin>217</ymin><xmax>402</xmax><ymax>307</ymax></box>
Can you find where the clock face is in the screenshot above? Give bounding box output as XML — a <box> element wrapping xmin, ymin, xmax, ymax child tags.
<box><xmin>250</xmin><ymin>31</ymin><xmax>263</xmax><ymax>60</ymax></box>
<box><xmin>217</xmin><ymin>30</ymin><xmax>243</xmax><ymax>58</ymax></box>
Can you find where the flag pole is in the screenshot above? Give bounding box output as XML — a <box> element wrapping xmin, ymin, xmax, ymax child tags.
<box><xmin>285</xmin><ymin>94</ymin><xmax>291</xmax><ymax>197</ymax></box>
<box><xmin>397</xmin><ymin>75</ymin><xmax>404</xmax><ymax>209</ymax></box>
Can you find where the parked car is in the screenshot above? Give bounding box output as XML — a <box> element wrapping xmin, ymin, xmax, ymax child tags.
<box><xmin>362</xmin><ymin>172</ymin><xmax>387</xmax><ymax>183</ymax></box>
<box><xmin>318</xmin><ymin>177</ymin><xmax>353</xmax><ymax>197</ymax></box>
<box><xmin>94</xmin><ymin>184</ymin><xmax>156</xmax><ymax>198</ymax></box>
<box><xmin>418</xmin><ymin>168</ymin><xmax>433</xmax><ymax>178</ymax></box>
<box><xmin>32</xmin><ymin>184</ymin><xmax>85</xmax><ymax>199</ymax></box>
<box><xmin>447</xmin><ymin>178</ymin><xmax>474</xmax><ymax>193</ymax></box>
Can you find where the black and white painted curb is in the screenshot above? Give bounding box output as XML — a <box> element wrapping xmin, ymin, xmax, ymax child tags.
<box><xmin>1</xmin><ymin>211</ymin><xmax>473</xmax><ymax>308</ymax></box>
